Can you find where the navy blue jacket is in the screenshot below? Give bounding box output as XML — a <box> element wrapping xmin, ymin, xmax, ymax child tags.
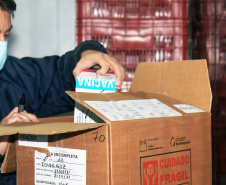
<box><xmin>0</xmin><ymin>40</ymin><xmax>107</xmax><ymax>185</ymax></box>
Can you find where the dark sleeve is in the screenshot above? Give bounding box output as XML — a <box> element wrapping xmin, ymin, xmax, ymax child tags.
<box><xmin>0</xmin><ymin>154</ymin><xmax>3</xmax><ymax>164</ymax></box>
<box><xmin>0</xmin><ymin>40</ymin><xmax>107</xmax><ymax>120</ymax></box>
<box><xmin>0</xmin><ymin>154</ymin><xmax>4</xmax><ymax>170</ymax></box>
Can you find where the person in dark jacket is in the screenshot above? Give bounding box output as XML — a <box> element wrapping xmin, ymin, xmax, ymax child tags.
<box><xmin>0</xmin><ymin>0</ymin><xmax>125</xmax><ymax>184</ymax></box>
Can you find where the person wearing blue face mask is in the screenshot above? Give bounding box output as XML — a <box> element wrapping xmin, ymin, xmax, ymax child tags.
<box><xmin>0</xmin><ymin>0</ymin><xmax>125</xmax><ymax>184</ymax></box>
<box><xmin>0</xmin><ymin>39</ymin><xmax>7</xmax><ymax>70</ymax></box>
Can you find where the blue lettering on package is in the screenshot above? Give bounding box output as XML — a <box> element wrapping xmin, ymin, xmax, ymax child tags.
<box><xmin>76</xmin><ymin>78</ymin><xmax>115</xmax><ymax>91</ymax></box>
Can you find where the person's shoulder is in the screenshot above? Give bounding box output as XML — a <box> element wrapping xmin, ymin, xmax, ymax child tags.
<box><xmin>7</xmin><ymin>55</ymin><xmax>20</xmax><ymax>62</ymax></box>
<box><xmin>78</xmin><ymin>40</ymin><xmax>104</xmax><ymax>48</ymax></box>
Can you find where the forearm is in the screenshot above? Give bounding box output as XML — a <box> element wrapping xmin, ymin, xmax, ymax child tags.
<box><xmin>0</xmin><ymin>40</ymin><xmax>108</xmax><ymax>120</ymax></box>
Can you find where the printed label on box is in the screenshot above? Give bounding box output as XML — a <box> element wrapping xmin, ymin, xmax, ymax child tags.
<box><xmin>35</xmin><ymin>147</ymin><xmax>86</xmax><ymax>185</ymax></box>
<box><xmin>139</xmin><ymin>138</ymin><xmax>163</xmax><ymax>152</ymax></box>
<box><xmin>75</xmin><ymin>69</ymin><xmax>116</xmax><ymax>93</ymax></box>
<box><xmin>76</xmin><ymin>77</ymin><xmax>115</xmax><ymax>91</ymax></box>
<box><xmin>18</xmin><ymin>134</ymin><xmax>48</xmax><ymax>148</ymax></box>
<box><xmin>174</xmin><ymin>104</ymin><xmax>205</xmax><ymax>113</ymax></box>
<box><xmin>140</xmin><ymin>150</ymin><xmax>191</xmax><ymax>185</ymax></box>
<box><xmin>85</xmin><ymin>99</ymin><xmax>182</xmax><ymax>121</ymax></box>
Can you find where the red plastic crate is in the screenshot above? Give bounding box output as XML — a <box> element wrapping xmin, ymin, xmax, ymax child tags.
<box><xmin>192</xmin><ymin>19</ymin><xmax>226</xmax><ymax>80</ymax></box>
<box><xmin>191</xmin><ymin>0</ymin><xmax>226</xmax><ymax>21</ymax></box>
<box><xmin>191</xmin><ymin>0</ymin><xmax>226</xmax><ymax>180</ymax></box>
<box><xmin>217</xmin><ymin>141</ymin><xmax>226</xmax><ymax>173</ymax></box>
<box><xmin>77</xmin><ymin>19</ymin><xmax>188</xmax><ymax>48</ymax></box>
<box><xmin>77</xmin><ymin>0</ymin><xmax>189</xmax><ymax>20</ymax></box>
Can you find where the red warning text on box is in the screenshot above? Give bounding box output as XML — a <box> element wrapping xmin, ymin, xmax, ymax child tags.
<box><xmin>140</xmin><ymin>150</ymin><xmax>191</xmax><ymax>185</ymax></box>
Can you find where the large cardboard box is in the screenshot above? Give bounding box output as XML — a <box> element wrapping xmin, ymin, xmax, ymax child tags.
<box><xmin>0</xmin><ymin>60</ymin><xmax>212</xmax><ymax>185</ymax></box>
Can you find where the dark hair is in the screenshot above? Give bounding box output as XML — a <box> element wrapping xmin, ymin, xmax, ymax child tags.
<box><xmin>0</xmin><ymin>0</ymin><xmax>16</xmax><ymax>18</ymax></box>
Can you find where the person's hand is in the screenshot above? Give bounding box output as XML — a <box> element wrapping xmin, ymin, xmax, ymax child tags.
<box><xmin>73</xmin><ymin>50</ymin><xmax>125</xmax><ymax>90</ymax></box>
<box><xmin>0</xmin><ymin>107</ymin><xmax>39</xmax><ymax>126</ymax></box>
<box><xmin>0</xmin><ymin>107</ymin><xmax>39</xmax><ymax>155</ymax></box>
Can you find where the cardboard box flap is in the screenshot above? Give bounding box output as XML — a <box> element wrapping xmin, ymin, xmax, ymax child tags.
<box><xmin>66</xmin><ymin>91</ymin><xmax>208</xmax><ymax>123</ymax></box>
<box><xmin>0</xmin><ymin>116</ymin><xmax>104</xmax><ymax>174</ymax></box>
<box><xmin>129</xmin><ymin>60</ymin><xmax>212</xmax><ymax>112</ymax></box>
<box><xmin>0</xmin><ymin>118</ymin><xmax>105</xmax><ymax>136</ymax></box>
<box><xmin>67</xmin><ymin>91</ymin><xmax>115</xmax><ymax>123</ymax></box>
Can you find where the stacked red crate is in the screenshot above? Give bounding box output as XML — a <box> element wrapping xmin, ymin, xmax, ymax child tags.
<box><xmin>191</xmin><ymin>0</ymin><xmax>226</xmax><ymax>180</ymax></box>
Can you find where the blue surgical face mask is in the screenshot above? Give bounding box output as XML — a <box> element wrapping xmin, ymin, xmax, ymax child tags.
<box><xmin>0</xmin><ymin>40</ymin><xmax>8</xmax><ymax>70</ymax></box>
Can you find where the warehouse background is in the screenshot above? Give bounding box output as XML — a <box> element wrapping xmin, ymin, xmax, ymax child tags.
<box><xmin>7</xmin><ymin>0</ymin><xmax>226</xmax><ymax>184</ymax></box>
<box><xmin>8</xmin><ymin>0</ymin><xmax>76</xmax><ymax>58</ymax></box>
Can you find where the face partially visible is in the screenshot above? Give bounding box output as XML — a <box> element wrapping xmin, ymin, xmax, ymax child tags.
<box><xmin>0</xmin><ymin>9</ymin><xmax>12</xmax><ymax>42</ymax></box>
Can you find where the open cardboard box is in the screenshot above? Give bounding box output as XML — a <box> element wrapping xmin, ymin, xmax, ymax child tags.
<box><xmin>0</xmin><ymin>60</ymin><xmax>212</xmax><ymax>185</ymax></box>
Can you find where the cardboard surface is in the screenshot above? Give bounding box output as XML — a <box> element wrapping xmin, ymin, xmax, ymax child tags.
<box><xmin>13</xmin><ymin>92</ymin><xmax>211</xmax><ymax>185</ymax></box>
<box><xmin>110</xmin><ymin>114</ymin><xmax>211</xmax><ymax>185</ymax></box>
<box><xmin>16</xmin><ymin>125</ymin><xmax>110</xmax><ymax>185</ymax></box>
<box><xmin>0</xmin><ymin>116</ymin><xmax>105</xmax><ymax>136</ymax></box>
<box><xmin>0</xmin><ymin>60</ymin><xmax>212</xmax><ymax>185</ymax></box>
<box><xmin>130</xmin><ymin>59</ymin><xmax>212</xmax><ymax>112</ymax></box>
<box><xmin>0</xmin><ymin>116</ymin><xmax>105</xmax><ymax>173</ymax></box>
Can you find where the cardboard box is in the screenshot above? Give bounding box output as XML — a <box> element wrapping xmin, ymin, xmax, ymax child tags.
<box><xmin>74</xmin><ymin>69</ymin><xmax>116</xmax><ymax>123</ymax></box>
<box><xmin>0</xmin><ymin>59</ymin><xmax>212</xmax><ymax>185</ymax></box>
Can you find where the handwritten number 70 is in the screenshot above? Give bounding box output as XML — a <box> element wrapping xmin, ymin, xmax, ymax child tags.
<box><xmin>93</xmin><ymin>131</ymin><xmax>105</xmax><ymax>142</ymax></box>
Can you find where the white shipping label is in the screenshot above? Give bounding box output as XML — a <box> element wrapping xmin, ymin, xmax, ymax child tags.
<box><xmin>18</xmin><ymin>134</ymin><xmax>48</xmax><ymax>148</ymax></box>
<box><xmin>85</xmin><ymin>99</ymin><xmax>182</xmax><ymax>121</ymax></box>
<box><xmin>35</xmin><ymin>147</ymin><xmax>86</xmax><ymax>185</ymax></box>
<box><xmin>174</xmin><ymin>104</ymin><xmax>205</xmax><ymax>113</ymax></box>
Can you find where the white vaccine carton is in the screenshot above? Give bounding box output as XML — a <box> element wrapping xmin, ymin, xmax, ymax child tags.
<box><xmin>74</xmin><ymin>69</ymin><xmax>116</xmax><ymax>123</ymax></box>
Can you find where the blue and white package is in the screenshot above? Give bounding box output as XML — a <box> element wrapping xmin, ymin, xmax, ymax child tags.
<box><xmin>74</xmin><ymin>69</ymin><xmax>116</xmax><ymax>123</ymax></box>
